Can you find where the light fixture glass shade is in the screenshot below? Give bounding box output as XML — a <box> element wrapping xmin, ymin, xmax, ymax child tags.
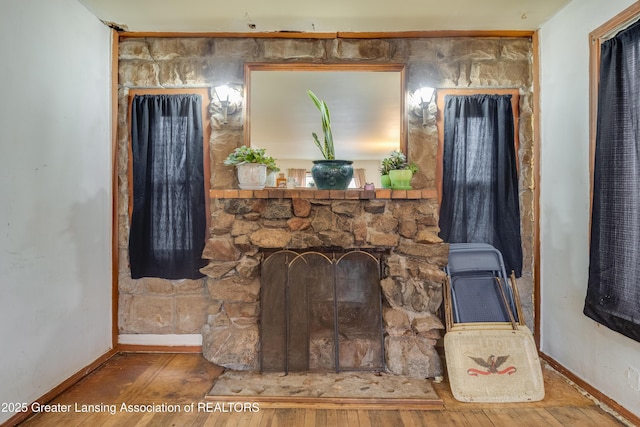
<box><xmin>411</xmin><ymin>86</ymin><xmax>436</xmax><ymax>128</ymax></box>
<box><xmin>214</xmin><ymin>84</ymin><xmax>242</xmax><ymax>104</ymax></box>
<box><xmin>414</xmin><ymin>86</ymin><xmax>435</xmax><ymax>104</ymax></box>
<box><xmin>213</xmin><ymin>84</ymin><xmax>242</xmax><ymax>124</ymax></box>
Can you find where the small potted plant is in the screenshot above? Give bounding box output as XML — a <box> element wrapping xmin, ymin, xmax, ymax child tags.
<box><xmin>380</xmin><ymin>150</ymin><xmax>418</xmax><ymax>189</ymax></box>
<box><xmin>307</xmin><ymin>90</ymin><xmax>354</xmax><ymax>190</ymax></box>
<box><xmin>224</xmin><ymin>146</ymin><xmax>279</xmax><ymax>190</ymax></box>
<box><xmin>379</xmin><ymin>156</ymin><xmax>395</xmax><ymax>189</ymax></box>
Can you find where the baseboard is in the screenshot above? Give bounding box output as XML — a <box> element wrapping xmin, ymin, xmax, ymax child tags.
<box><xmin>117</xmin><ymin>334</ymin><xmax>202</xmax><ymax>353</ymax></box>
<box><xmin>1</xmin><ymin>349</ymin><xmax>117</xmax><ymax>427</ymax></box>
<box><xmin>540</xmin><ymin>352</ymin><xmax>640</xmax><ymax>427</ymax></box>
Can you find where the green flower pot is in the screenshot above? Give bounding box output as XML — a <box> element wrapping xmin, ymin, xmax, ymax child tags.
<box><xmin>388</xmin><ymin>169</ymin><xmax>413</xmax><ymax>190</ymax></box>
<box><xmin>380</xmin><ymin>174</ymin><xmax>391</xmax><ymax>189</ymax></box>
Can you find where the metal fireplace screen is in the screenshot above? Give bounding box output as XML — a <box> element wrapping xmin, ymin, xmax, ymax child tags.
<box><xmin>260</xmin><ymin>250</ymin><xmax>384</xmax><ymax>373</ymax></box>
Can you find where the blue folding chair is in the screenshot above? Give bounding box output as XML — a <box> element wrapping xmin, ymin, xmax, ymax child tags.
<box><xmin>445</xmin><ymin>243</ymin><xmax>520</xmax><ymax>324</ymax></box>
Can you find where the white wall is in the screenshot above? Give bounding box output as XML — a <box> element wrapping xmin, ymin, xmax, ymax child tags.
<box><xmin>539</xmin><ymin>0</ymin><xmax>640</xmax><ymax>418</ymax></box>
<box><xmin>0</xmin><ymin>0</ymin><xmax>112</xmax><ymax>423</ymax></box>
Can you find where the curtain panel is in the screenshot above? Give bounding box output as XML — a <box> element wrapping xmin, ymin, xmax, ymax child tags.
<box><xmin>129</xmin><ymin>94</ymin><xmax>207</xmax><ymax>279</ymax></box>
<box><xmin>353</xmin><ymin>168</ymin><xmax>367</xmax><ymax>188</ymax></box>
<box><xmin>439</xmin><ymin>94</ymin><xmax>523</xmax><ymax>277</ymax></box>
<box><xmin>287</xmin><ymin>168</ymin><xmax>307</xmax><ymax>188</ymax></box>
<box><xmin>585</xmin><ymin>21</ymin><xmax>640</xmax><ymax>342</ymax></box>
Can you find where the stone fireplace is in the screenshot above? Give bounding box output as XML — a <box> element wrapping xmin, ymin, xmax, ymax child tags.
<box><xmin>200</xmin><ymin>188</ymin><xmax>449</xmax><ymax>379</ymax></box>
<box><xmin>116</xmin><ymin>36</ymin><xmax>536</xmax><ymax>365</ymax></box>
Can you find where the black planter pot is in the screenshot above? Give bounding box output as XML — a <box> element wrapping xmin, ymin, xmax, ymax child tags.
<box><xmin>311</xmin><ymin>160</ymin><xmax>354</xmax><ymax>190</ymax></box>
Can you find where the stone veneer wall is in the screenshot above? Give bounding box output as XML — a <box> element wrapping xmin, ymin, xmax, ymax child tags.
<box><xmin>116</xmin><ymin>36</ymin><xmax>536</xmax><ymax>345</ymax></box>
<box><xmin>200</xmin><ymin>193</ymin><xmax>448</xmax><ymax>378</ymax></box>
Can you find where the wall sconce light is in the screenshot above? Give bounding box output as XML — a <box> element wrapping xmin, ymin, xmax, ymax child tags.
<box><xmin>212</xmin><ymin>84</ymin><xmax>242</xmax><ymax>124</ymax></box>
<box><xmin>412</xmin><ymin>86</ymin><xmax>435</xmax><ymax>128</ymax></box>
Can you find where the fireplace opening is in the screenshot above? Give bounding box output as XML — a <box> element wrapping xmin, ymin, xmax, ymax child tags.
<box><xmin>260</xmin><ymin>250</ymin><xmax>385</xmax><ymax>373</ymax></box>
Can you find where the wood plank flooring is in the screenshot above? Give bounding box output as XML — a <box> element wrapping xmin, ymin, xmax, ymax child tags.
<box><xmin>17</xmin><ymin>353</ymin><xmax>633</xmax><ymax>426</ymax></box>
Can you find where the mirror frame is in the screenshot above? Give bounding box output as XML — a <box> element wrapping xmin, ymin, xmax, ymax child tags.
<box><xmin>243</xmin><ymin>62</ymin><xmax>407</xmax><ymax>158</ymax></box>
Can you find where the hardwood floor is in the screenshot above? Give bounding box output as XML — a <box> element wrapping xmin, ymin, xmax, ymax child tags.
<box><xmin>17</xmin><ymin>353</ymin><xmax>633</xmax><ymax>426</ymax></box>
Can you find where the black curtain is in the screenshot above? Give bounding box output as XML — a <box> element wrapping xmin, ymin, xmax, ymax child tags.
<box><xmin>129</xmin><ymin>94</ymin><xmax>206</xmax><ymax>279</ymax></box>
<box><xmin>439</xmin><ymin>94</ymin><xmax>522</xmax><ymax>277</ymax></box>
<box><xmin>585</xmin><ymin>21</ymin><xmax>640</xmax><ymax>342</ymax></box>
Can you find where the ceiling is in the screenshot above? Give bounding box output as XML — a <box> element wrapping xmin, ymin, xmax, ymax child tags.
<box><xmin>77</xmin><ymin>0</ymin><xmax>571</xmax><ymax>33</ymax></box>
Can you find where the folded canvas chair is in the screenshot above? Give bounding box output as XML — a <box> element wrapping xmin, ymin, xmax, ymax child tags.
<box><xmin>443</xmin><ymin>243</ymin><xmax>544</xmax><ymax>403</ymax></box>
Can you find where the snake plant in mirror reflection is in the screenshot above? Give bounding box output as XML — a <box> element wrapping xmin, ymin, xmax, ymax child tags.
<box><xmin>307</xmin><ymin>89</ymin><xmax>335</xmax><ymax>160</ymax></box>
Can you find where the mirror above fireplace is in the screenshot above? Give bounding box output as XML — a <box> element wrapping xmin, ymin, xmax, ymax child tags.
<box><xmin>245</xmin><ymin>63</ymin><xmax>406</xmax><ymax>179</ymax></box>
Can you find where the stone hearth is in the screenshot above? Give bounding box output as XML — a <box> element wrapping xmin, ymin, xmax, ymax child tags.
<box><xmin>200</xmin><ymin>190</ymin><xmax>449</xmax><ymax>379</ymax></box>
<box><xmin>206</xmin><ymin>370</ymin><xmax>442</xmax><ymax>404</ymax></box>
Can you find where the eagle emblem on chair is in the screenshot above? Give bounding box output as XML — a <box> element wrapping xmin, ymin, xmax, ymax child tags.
<box><xmin>467</xmin><ymin>355</ymin><xmax>517</xmax><ymax>376</ymax></box>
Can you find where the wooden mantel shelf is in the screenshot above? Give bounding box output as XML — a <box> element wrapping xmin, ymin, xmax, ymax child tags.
<box><xmin>209</xmin><ymin>188</ymin><xmax>437</xmax><ymax>200</ymax></box>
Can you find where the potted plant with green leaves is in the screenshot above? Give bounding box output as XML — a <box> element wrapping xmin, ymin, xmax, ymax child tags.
<box><xmin>380</xmin><ymin>150</ymin><xmax>418</xmax><ymax>189</ymax></box>
<box><xmin>379</xmin><ymin>156</ymin><xmax>395</xmax><ymax>189</ymax></box>
<box><xmin>224</xmin><ymin>146</ymin><xmax>279</xmax><ymax>190</ymax></box>
<box><xmin>307</xmin><ymin>90</ymin><xmax>354</xmax><ymax>190</ymax></box>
